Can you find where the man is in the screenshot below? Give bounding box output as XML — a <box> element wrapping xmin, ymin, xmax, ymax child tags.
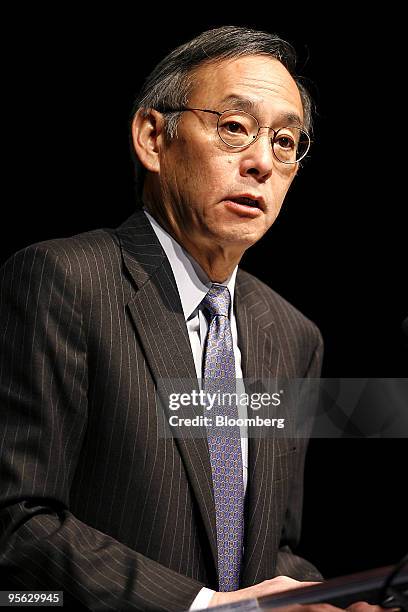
<box><xmin>0</xmin><ymin>26</ymin><xmax>334</xmax><ymax>610</ymax></box>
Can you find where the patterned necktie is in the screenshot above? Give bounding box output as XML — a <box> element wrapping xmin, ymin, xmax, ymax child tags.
<box><xmin>202</xmin><ymin>284</ymin><xmax>244</xmax><ymax>592</ymax></box>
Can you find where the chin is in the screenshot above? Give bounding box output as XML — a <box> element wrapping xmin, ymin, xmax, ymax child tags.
<box><xmin>219</xmin><ymin>216</ymin><xmax>271</xmax><ymax>238</ymax></box>
<box><xmin>213</xmin><ymin>226</ymin><xmax>264</xmax><ymax>248</ymax></box>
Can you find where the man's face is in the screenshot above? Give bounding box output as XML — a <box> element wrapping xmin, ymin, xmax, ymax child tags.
<box><xmin>153</xmin><ymin>54</ymin><xmax>305</xmax><ymax>253</ymax></box>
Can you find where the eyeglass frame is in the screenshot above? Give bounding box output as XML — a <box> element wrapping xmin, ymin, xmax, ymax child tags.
<box><xmin>158</xmin><ymin>106</ymin><xmax>311</xmax><ymax>164</ymax></box>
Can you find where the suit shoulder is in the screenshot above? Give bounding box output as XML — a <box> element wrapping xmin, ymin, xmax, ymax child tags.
<box><xmin>236</xmin><ymin>268</ymin><xmax>322</xmax><ymax>346</ymax></box>
<box><xmin>1</xmin><ymin>227</ymin><xmax>120</xmax><ymax>279</ymax></box>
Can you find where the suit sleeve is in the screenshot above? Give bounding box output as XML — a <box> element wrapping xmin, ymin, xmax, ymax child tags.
<box><xmin>275</xmin><ymin>327</ymin><xmax>324</xmax><ymax>581</ymax></box>
<box><xmin>0</xmin><ymin>245</ymin><xmax>203</xmax><ymax>611</ymax></box>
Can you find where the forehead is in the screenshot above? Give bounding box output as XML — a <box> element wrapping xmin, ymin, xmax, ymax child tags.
<box><xmin>190</xmin><ymin>54</ymin><xmax>304</xmax><ymax>123</ymax></box>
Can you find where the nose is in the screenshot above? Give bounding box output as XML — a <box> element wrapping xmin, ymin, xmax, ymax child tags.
<box><xmin>239</xmin><ymin>129</ymin><xmax>275</xmax><ymax>182</ymax></box>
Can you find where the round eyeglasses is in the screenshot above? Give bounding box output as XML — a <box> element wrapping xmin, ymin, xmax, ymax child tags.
<box><xmin>160</xmin><ymin>107</ymin><xmax>311</xmax><ymax>164</ymax></box>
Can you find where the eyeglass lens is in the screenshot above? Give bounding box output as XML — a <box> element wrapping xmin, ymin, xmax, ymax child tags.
<box><xmin>217</xmin><ymin>110</ymin><xmax>309</xmax><ymax>163</ymax></box>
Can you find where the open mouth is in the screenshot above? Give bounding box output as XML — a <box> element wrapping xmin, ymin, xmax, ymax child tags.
<box><xmin>230</xmin><ymin>196</ymin><xmax>260</xmax><ymax>208</ymax></box>
<box><xmin>223</xmin><ymin>196</ymin><xmax>263</xmax><ymax>217</ymax></box>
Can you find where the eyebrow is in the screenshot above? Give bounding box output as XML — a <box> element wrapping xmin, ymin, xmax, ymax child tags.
<box><xmin>218</xmin><ymin>95</ymin><xmax>304</xmax><ymax>127</ymax></box>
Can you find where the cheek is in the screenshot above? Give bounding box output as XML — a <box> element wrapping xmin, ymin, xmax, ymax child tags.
<box><xmin>192</xmin><ymin>157</ymin><xmax>233</xmax><ymax>196</ymax></box>
<box><xmin>271</xmin><ymin>172</ymin><xmax>296</xmax><ymax>201</ymax></box>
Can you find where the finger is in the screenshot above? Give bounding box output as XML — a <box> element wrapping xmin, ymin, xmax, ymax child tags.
<box><xmin>346</xmin><ymin>603</ymin><xmax>400</xmax><ymax>612</ymax></box>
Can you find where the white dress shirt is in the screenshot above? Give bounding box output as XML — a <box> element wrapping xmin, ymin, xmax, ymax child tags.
<box><xmin>144</xmin><ymin>210</ymin><xmax>247</xmax><ymax>609</ymax></box>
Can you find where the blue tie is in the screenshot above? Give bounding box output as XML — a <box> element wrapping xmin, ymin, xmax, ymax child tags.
<box><xmin>202</xmin><ymin>284</ymin><xmax>244</xmax><ymax>592</ymax></box>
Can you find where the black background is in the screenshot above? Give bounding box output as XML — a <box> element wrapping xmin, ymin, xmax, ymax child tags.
<box><xmin>3</xmin><ymin>6</ymin><xmax>407</xmax><ymax>582</ymax></box>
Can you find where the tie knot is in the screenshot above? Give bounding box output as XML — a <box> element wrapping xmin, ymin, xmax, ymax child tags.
<box><xmin>202</xmin><ymin>284</ymin><xmax>231</xmax><ymax>318</ymax></box>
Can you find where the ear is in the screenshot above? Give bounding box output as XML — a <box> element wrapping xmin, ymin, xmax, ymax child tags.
<box><xmin>131</xmin><ymin>108</ymin><xmax>166</xmax><ymax>174</ymax></box>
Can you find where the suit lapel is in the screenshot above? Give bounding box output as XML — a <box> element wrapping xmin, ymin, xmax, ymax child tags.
<box><xmin>116</xmin><ymin>210</ymin><xmax>218</xmax><ymax>571</ymax></box>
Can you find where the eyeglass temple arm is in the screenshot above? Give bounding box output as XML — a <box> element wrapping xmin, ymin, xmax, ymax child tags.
<box><xmin>161</xmin><ymin>107</ymin><xmax>222</xmax><ymax>117</ymax></box>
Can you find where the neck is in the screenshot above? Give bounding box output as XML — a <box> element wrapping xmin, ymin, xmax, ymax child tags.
<box><xmin>179</xmin><ymin>238</ymin><xmax>241</xmax><ymax>283</ymax></box>
<box><xmin>147</xmin><ymin>210</ymin><xmax>243</xmax><ymax>282</ymax></box>
<box><xmin>142</xmin><ymin>186</ymin><xmax>244</xmax><ymax>283</ymax></box>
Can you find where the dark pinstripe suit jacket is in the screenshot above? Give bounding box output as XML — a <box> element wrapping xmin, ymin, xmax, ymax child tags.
<box><xmin>0</xmin><ymin>210</ymin><xmax>323</xmax><ymax>610</ymax></box>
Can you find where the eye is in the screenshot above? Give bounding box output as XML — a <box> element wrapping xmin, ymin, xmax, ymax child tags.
<box><xmin>275</xmin><ymin>135</ymin><xmax>295</xmax><ymax>150</ymax></box>
<box><xmin>223</xmin><ymin>121</ymin><xmax>247</xmax><ymax>134</ymax></box>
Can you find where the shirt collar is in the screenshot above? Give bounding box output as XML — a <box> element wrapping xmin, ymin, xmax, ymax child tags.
<box><xmin>143</xmin><ymin>209</ymin><xmax>237</xmax><ymax>321</ymax></box>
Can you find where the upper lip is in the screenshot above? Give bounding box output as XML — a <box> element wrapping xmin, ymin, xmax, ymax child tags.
<box><xmin>225</xmin><ymin>194</ymin><xmax>265</xmax><ymax>211</ymax></box>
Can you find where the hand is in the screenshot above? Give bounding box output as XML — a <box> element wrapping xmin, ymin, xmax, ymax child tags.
<box><xmin>209</xmin><ymin>576</ymin><xmax>322</xmax><ymax>607</ymax></box>
<box><xmin>208</xmin><ymin>577</ymin><xmax>401</xmax><ymax>611</ymax></box>
<box><xmin>346</xmin><ymin>603</ymin><xmax>400</xmax><ymax>612</ymax></box>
